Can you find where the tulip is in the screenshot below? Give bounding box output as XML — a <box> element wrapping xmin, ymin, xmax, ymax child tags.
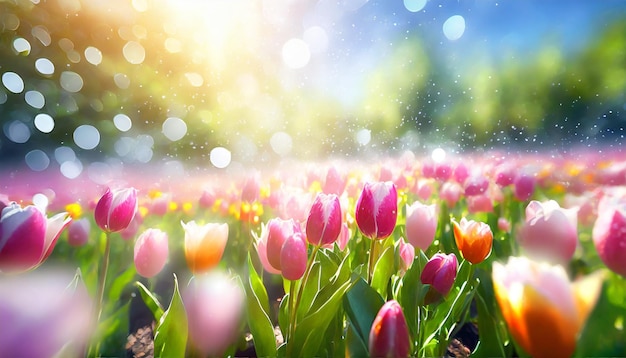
<box><xmin>464</xmin><ymin>175</ymin><xmax>489</xmax><ymax>196</ymax></box>
<box><xmin>324</xmin><ymin>166</ymin><xmax>346</xmax><ymax>196</ymax></box>
<box><xmin>494</xmin><ymin>164</ymin><xmax>516</xmax><ymax>187</ymax></box>
<box><xmin>492</xmin><ymin>256</ymin><xmax>603</xmax><ymax>358</ymax></box>
<box><xmin>415</xmin><ymin>178</ymin><xmax>434</xmax><ymax>201</ymax></box>
<box><xmin>254</xmin><ymin>222</ymin><xmax>282</xmax><ymax>274</ymax></box>
<box><xmin>241</xmin><ymin>173</ymin><xmax>261</xmax><ymax>203</ymax></box>
<box><xmin>440</xmin><ymin>182</ymin><xmax>462</xmax><ymax>208</ymax></box>
<box><xmin>405</xmin><ymin>201</ymin><xmax>437</xmax><ymax>251</ymax></box>
<box><xmin>184</xmin><ymin>271</ymin><xmax>245</xmax><ymax>357</ymax></box>
<box><xmin>336</xmin><ymin>222</ymin><xmax>351</xmax><ymax>251</ymax></box>
<box><xmin>0</xmin><ymin>270</ymin><xmax>94</xmax><ymax>357</ymax></box>
<box><xmin>94</xmin><ymin>187</ymin><xmax>138</xmax><ymax>233</ymax></box>
<box><xmin>0</xmin><ymin>202</ymin><xmax>71</xmax><ymax>273</ymax></box>
<box><xmin>306</xmin><ymin>193</ymin><xmax>342</xmax><ymax>247</ymax></box>
<box><xmin>182</xmin><ymin>221</ymin><xmax>228</xmax><ymax>274</ymax></box>
<box><xmin>67</xmin><ymin>217</ymin><xmax>90</xmax><ymax>247</ymax></box>
<box><xmin>397</xmin><ymin>238</ymin><xmax>415</xmax><ymax>273</ymax></box>
<box><xmin>421</xmin><ymin>252</ymin><xmax>458</xmax><ymax>299</ymax></box>
<box><xmin>369</xmin><ymin>300</ymin><xmax>411</xmax><ymax>358</ymax></box>
<box><xmin>517</xmin><ymin>200</ymin><xmax>578</xmax><ymax>264</ymax></box>
<box><xmin>134</xmin><ymin>228</ymin><xmax>169</xmax><ymax>278</ymax></box>
<box><xmin>266</xmin><ymin>218</ymin><xmax>300</xmax><ymax>271</ymax></box>
<box><xmin>280</xmin><ymin>232</ymin><xmax>308</xmax><ymax>280</ymax></box>
<box><xmin>355</xmin><ymin>182</ymin><xmax>398</xmax><ymax>240</ymax></box>
<box><xmin>452</xmin><ymin>218</ymin><xmax>493</xmax><ymax>264</ymax></box>
<box><xmin>434</xmin><ymin>162</ymin><xmax>452</xmax><ymax>182</ymax></box>
<box><xmin>453</xmin><ymin>162</ymin><xmax>469</xmax><ymax>184</ymax></box>
<box><xmin>467</xmin><ymin>194</ymin><xmax>494</xmax><ymax>214</ymax></box>
<box><xmin>592</xmin><ymin>200</ymin><xmax>626</xmax><ymax>277</ymax></box>
<box><xmin>514</xmin><ymin>174</ymin><xmax>535</xmax><ymax>201</ymax></box>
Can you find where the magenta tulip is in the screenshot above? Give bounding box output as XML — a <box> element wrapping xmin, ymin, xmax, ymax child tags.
<box><xmin>464</xmin><ymin>175</ymin><xmax>489</xmax><ymax>196</ymax></box>
<box><xmin>405</xmin><ymin>201</ymin><xmax>437</xmax><ymax>251</ymax></box>
<box><xmin>266</xmin><ymin>218</ymin><xmax>300</xmax><ymax>271</ymax></box>
<box><xmin>514</xmin><ymin>174</ymin><xmax>535</xmax><ymax>201</ymax></box>
<box><xmin>453</xmin><ymin>162</ymin><xmax>470</xmax><ymax>184</ymax></box>
<box><xmin>369</xmin><ymin>300</ymin><xmax>411</xmax><ymax>358</ymax></box>
<box><xmin>306</xmin><ymin>193</ymin><xmax>342</xmax><ymax>247</ymax></box>
<box><xmin>355</xmin><ymin>182</ymin><xmax>398</xmax><ymax>240</ymax></box>
<box><xmin>518</xmin><ymin>200</ymin><xmax>578</xmax><ymax>263</ymax></box>
<box><xmin>134</xmin><ymin>228</ymin><xmax>169</xmax><ymax>278</ymax></box>
<box><xmin>67</xmin><ymin>218</ymin><xmax>90</xmax><ymax>247</ymax></box>
<box><xmin>593</xmin><ymin>201</ymin><xmax>626</xmax><ymax>277</ymax></box>
<box><xmin>94</xmin><ymin>187</ymin><xmax>138</xmax><ymax>233</ymax></box>
<box><xmin>0</xmin><ymin>202</ymin><xmax>71</xmax><ymax>273</ymax></box>
<box><xmin>421</xmin><ymin>253</ymin><xmax>458</xmax><ymax>297</ymax></box>
<box><xmin>280</xmin><ymin>232</ymin><xmax>308</xmax><ymax>280</ymax></box>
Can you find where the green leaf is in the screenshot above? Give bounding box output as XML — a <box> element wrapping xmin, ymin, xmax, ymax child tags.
<box><xmin>472</xmin><ymin>269</ymin><xmax>507</xmax><ymax>357</ymax></box>
<box><xmin>371</xmin><ymin>245</ymin><xmax>395</xmax><ymax>299</ymax></box>
<box><xmin>343</xmin><ymin>277</ymin><xmax>385</xmax><ymax>356</ymax></box>
<box><xmin>135</xmin><ymin>281</ymin><xmax>165</xmax><ymax>321</ymax></box>
<box><xmin>154</xmin><ymin>274</ymin><xmax>188</xmax><ymax>358</ymax></box>
<box><xmin>297</xmin><ymin>261</ymin><xmax>321</xmax><ymax>320</ymax></box>
<box><xmin>346</xmin><ymin>321</ymin><xmax>369</xmax><ymax>358</ymax></box>
<box><xmin>244</xmin><ymin>254</ymin><xmax>277</xmax><ymax>358</ymax></box>
<box><xmin>107</xmin><ymin>263</ymin><xmax>137</xmax><ymax>302</ymax></box>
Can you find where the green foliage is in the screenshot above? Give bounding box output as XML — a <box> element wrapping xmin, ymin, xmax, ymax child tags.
<box><xmin>244</xmin><ymin>254</ymin><xmax>278</xmax><ymax>358</ymax></box>
<box><xmin>153</xmin><ymin>274</ymin><xmax>188</xmax><ymax>358</ymax></box>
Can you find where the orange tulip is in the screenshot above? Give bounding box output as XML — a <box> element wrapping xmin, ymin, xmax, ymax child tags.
<box><xmin>452</xmin><ymin>217</ymin><xmax>493</xmax><ymax>264</ymax></box>
<box><xmin>492</xmin><ymin>257</ymin><xmax>603</xmax><ymax>358</ymax></box>
<box><xmin>182</xmin><ymin>221</ymin><xmax>228</xmax><ymax>274</ymax></box>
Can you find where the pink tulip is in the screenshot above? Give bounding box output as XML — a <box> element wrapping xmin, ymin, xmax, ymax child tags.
<box><xmin>0</xmin><ymin>270</ymin><xmax>94</xmax><ymax>357</ymax></box>
<box><xmin>369</xmin><ymin>300</ymin><xmax>411</xmax><ymax>358</ymax></box>
<box><xmin>397</xmin><ymin>238</ymin><xmax>415</xmax><ymax>273</ymax></box>
<box><xmin>356</xmin><ymin>182</ymin><xmax>398</xmax><ymax>240</ymax></box>
<box><xmin>434</xmin><ymin>162</ymin><xmax>452</xmax><ymax>182</ymax></box>
<box><xmin>593</xmin><ymin>199</ymin><xmax>626</xmax><ymax>277</ymax></box>
<box><xmin>184</xmin><ymin>271</ymin><xmax>244</xmax><ymax>357</ymax></box>
<box><xmin>324</xmin><ymin>166</ymin><xmax>346</xmax><ymax>196</ymax></box>
<box><xmin>134</xmin><ymin>228</ymin><xmax>169</xmax><ymax>278</ymax></box>
<box><xmin>266</xmin><ymin>218</ymin><xmax>300</xmax><ymax>271</ymax></box>
<box><xmin>254</xmin><ymin>223</ymin><xmax>281</xmax><ymax>274</ymax></box>
<box><xmin>336</xmin><ymin>222</ymin><xmax>351</xmax><ymax>251</ymax></box>
<box><xmin>464</xmin><ymin>175</ymin><xmax>489</xmax><ymax>196</ymax></box>
<box><xmin>405</xmin><ymin>201</ymin><xmax>437</xmax><ymax>251</ymax></box>
<box><xmin>518</xmin><ymin>200</ymin><xmax>578</xmax><ymax>263</ymax></box>
<box><xmin>495</xmin><ymin>164</ymin><xmax>516</xmax><ymax>187</ymax></box>
<box><xmin>415</xmin><ymin>179</ymin><xmax>434</xmax><ymax>201</ymax></box>
<box><xmin>514</xmin><ymin>174</ymin><xmax>535</xmax><ymax>201</ymax></box>
<box><xmin>94</xmin><ymin>187</ymin><xmax>138</xmax><ymax>233</ymax></box>
<box><xmin>0</xmin><ymin>202</ymin><xmax>71</xmax><ymax>273</ymax></box>
<box><xmin>421</xmin><ymin>253</ymin><xmax>458</xmax><ymax>297</ymax></box>
<box><xmin>421</xmin><ymin>161</ymin><xmax>435</xmax><ymax>178</ymax></box>
<box><xmin>467</xmin><ymin>194</ymin><xmax>493</xmax><ymax>214</ymax></box>
<box><xmin>280</xmin><ymin>232</ymin><xmax>308</xmax><ymax>280</ymax></box>
<box><xmin>497</xmin><ymin>217</ymin><xmax>511</xmax><ymax>232</ymax></box>
<box><xmin>67</xmin><ymin>218</ymin><xmax>90</xmax><ymax>247</ymax></box>
<box><xmin>440</xmin><ymin>182</ymin><xmax>462</xmax><ymax>208</ymax></box>
<box><xmin>241</xmin><ymin>173</ymin><xmax>261</xmax><ymax>203</ymax></box>
<box><xmin>453</xmin><ymin>162</ymin><xmax>469</xmax><ymax>184</ymax></box>
<box><xmin>306</xmin><ymin>193</ymin><xmax>342</xmax><ymax>247</ymax></box>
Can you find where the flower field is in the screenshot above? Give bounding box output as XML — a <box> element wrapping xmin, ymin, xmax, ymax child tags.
<box><xmin>1</xmin><ymin>149</ymin><xmax>626</xmax><ymax>357</ymax></box>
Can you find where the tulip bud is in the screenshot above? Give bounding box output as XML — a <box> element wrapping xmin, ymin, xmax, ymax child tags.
<box><xmin>492</xmin><ymin>256</ymin><xmax>603</xmax><ymax>358</ymax></box>
<box><xmin>67</xmin><ymin>218</ymin><xmax>90</xmax><ymax>247</ymax></box>
<box><xmin>306</xmin><ymin>193</ymin><xmax>342</xmax><ymax>247</ymax></box>
<box><xmin>369</xmin><ymin>300</ymin><xmax>411</xmax><ymax>358</ymax></box>
<box><xmin>134</xmin><ymin>228</ymin><xmax>169</xmax><ymax>278</ymax></box>
<box><xmin>182</xmin><ymin>221</ymin><xmax>228</xmax><ymax>274</ymax></box>
<box><xmin>397</xmin><ymin>238</ymin><xmax>415</xmax><ymax>274</ymax></box>
<box><xmin>405</xmin><ymin>201</ymin><xmax>437</xmax><ymax>251</ymax></box>
<box><xmin>452</xmin><ymin>218</ymin><xmax>493</xmax><ymax>264</ymax></box>
<box><xmin>266</xmin><ymin>218</ymin><xmax>300</xmax><ymax>271</ymax></box>
<box><xmin>464</xmin><ymin>175</ymin><xmax>489</xmax><ymax>197</ymax></box>
<box><xmin>355</xmin><ymin>182</ymin><xmax>398</xmax><ymax>240</ymax></box>
<box><xmin>184</xmin><ymin>271</ymin><xmax>244</xmax><ymax>357</ymax></box>
<box><xmin>0</xmin><ymin>203</ymin><xmax>71</xmax><ymax>273</ymax></box>
<box><xmin>517</xmin><ymin>200</ymin><xmax>578</xmax><ymax>264</ymax></box>
<box><xmin>514</xmin><ymin>174</ymin><xmax>535</xmax><ymax>201</ymax></box>
<box><xmin>592</xmin><ymin>201</ymin><xmax>626</xmax><ymax>277</ymax></box>
<box><xmin>94</xmin><ymin>187</ymin><xmax>138</xmax><ymax>233</ymax></box>
<box><xmin>421</xmin><ymin>253</ymin><xmax>458</xmax><ymax>302</ymax></box>
<box><xmin>280</xmin><ymin>232</ymin><xmax>308</xmax><ymax>280</ymax></box>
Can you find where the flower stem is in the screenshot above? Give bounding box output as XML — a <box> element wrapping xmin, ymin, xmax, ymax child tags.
<box><xmin>368</xmin><ymin>237</ymin><xmax>377</xmax><ymax>284</ymax></box>
<box><xmin>96</xmin><ymin>232</ymin><xmax>111</xmax><ymax>322</ymax></box>
<box><xmin>287</xmin><ymin>244</ymin><xmax>320</xmax><ymax>356</ymax></box>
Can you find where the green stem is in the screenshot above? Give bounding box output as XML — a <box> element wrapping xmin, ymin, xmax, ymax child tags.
<box><xmin>286</xmin><ymin>244</ymin><xmax>320</xmax><ymax>356</ymax></box>
<box><xmin>96</xmin><ymin>232</ymin><xmax>111</xmax><ymax>322</ymax></box>
<box><xmin>368</xmin><ymin>237</ymin><xmax>377</xmax><ymax>284</ymax></box>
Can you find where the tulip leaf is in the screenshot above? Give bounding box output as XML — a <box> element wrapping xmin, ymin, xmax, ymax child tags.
<box><xmin>154</xmin><ymin>274</ymin><xmax>188</xmax><ymax>358</ymax></box>
<box><xmin>346</xmin><ymin>319</ymin><xmax>369</xmax><ymax>358</ymax></box>
<box><xmin>244</xmin><ymin>254</ymin><xmax>278</xmax><ymax>358</ymax></box>
<box><xmin>135</xmin><ymin>281</ymin><xmax>165</xmax><ymax>321</ymax></box>
<box><xmin>343</xmin><ymin>276</ymin><xmax>385</xmax><ymax>354</ymax></box>
<box><xmin>297</xmin><ymin>261</ymin><xmax>321</xmax><ymax>320</ymax></box>
<box><xmin>108</xmin><ymin>263</ymin><xmax>137</xmax><ymax>302</ymax></box>
<box><xmin>290</xmin><ymin>276</ymin><xmax>355</xmax><ymax>357</ymax></box>
<box><xmin>472</xmin><ymin>269</ymin><xmax>507</xmax><ymax>357</ymax></box>
<box><xmin>371</xmin><ymin>245</ymin><xmax>395</xmax><ymax>299</ymax></box>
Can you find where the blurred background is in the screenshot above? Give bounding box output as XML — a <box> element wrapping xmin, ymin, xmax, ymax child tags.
<box><xmin>1</xmin><ymin>0</ymin><xmax>626</xmax><ymax>178</ymax></box>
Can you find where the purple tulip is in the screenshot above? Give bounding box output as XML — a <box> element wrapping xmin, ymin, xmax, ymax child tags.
<box><xmin>421</xmin><ymin>253</ymin><xmax>458</xmax><ymax>297</ymax></box>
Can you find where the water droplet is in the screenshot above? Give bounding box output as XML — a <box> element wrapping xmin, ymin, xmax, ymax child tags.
<box><xmin>60</xmin><ymin>71</ymin><xmax>84</xmax><ymax>92</ymax></box>
<box><xmin>13</xmin><ymin>37</ymin><xmax>31</xmax><ymax>54</ymax></box>
<box><xmin>114</xmin><ymin>73</ymin><xmax>130</xmax><ymax>89</ymax></box>
<box><xmin>113</xmin><ymin>114</ymin><xmax>132</xmax><ymax>132</ymax></box>
<box><xmin>35</xmin><ymin>58</ymin><xmax>55</xmax><ymax>75</ymax></box>
<box><xmin>404</xmin><ymin>0</ymin><xmax>427</xmax><ymax>12</ymax></box>
<box><xmin>34</xmin><ymin>113</ymin><xmax>55</xmax><ymax>133</ymax></box>
<box><xmin>84</xmin><ymin>46</ymin><xmax>103</xmax><ymax>65</ymax></box>
<box><xmin>443</xmin><ymin>15</ymin><xmax>465</xmax><ymax>41</ymax></box>
<box><xmin>31</xmin><ymin>25</ymin><xmax>51</xmax><ymax>46</ymax></box>
<box><xmin>2</xmin><ymin>72</ymin><xmax>25</xmax><ymax>93</ymax></box>
<box><xmin>25</xmin><ymin>90</ymin><xmax>45</xmax><ymax>109</ymax></box>
<box><xmin>123</xmin><ymin>41</ymin><xmax>146</xmax><ymax>64</ymax></box>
